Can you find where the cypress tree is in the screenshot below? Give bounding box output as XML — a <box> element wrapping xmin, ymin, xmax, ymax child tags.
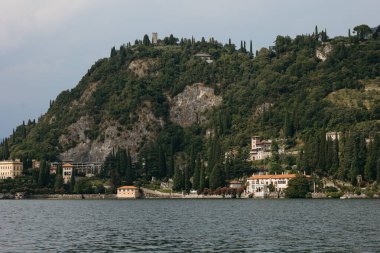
<box><xmin>364</xmin><ymin>140</ymin><xmax>376</xmax><ymax>181</ymax></box>
<box><xmin>189</xmin><ymin>145</ymin><xmax>196</xmax><ymax>175</ymax></box>
<box><xmin>110</xmin><ymin>46</ymin><xmax>116</xmax><ymax>57</ymax></box>
<box><xmin>54</xmin><ymin>164</ymin><xmax>63</xmax><ymax>190</ymax></box>
<box><xmin>143</xmin><ymin>34</ymin><xmax>151</xmax><ymax>46</ymax></box>
<box><xmin>172</xmin><ymin>165</ymin><xmax>183</xmax><ymax>191</ymax></box>
<box><xmin>193</xmin><ymin>155</ymin><xmax>201</xmax><ymax>190</ymax></box>
<box><xmin>199</xmin><ymin>161</ymin><xmax>205</xmax><ymax>191</ymax></box>
<box><xmin>38</xmin><ymin>160</ymin><xmax>49</xmax><ymax>187</ymax></box>
<box><xmin>125</xmin><ymin>150</ymin><xmax>134</xmax><ymax>184</ymax></box>
<box><xmin>209</xmin><ymin>164</ymin><xmax>224</xmax><ymax>190</ymax></box>
<box><xmin>158</xmin><ymin>146</ymin><xmax>167</xmax><ymax>178</ymax></box>
<box><xmin>2</xmin><ymin>138</ymin><xmax>9</xmax><ymax>160</ymax></box>
<box><xmin>377</xmin><ymin>159</ymin><xmax>380</xmax><ymax>183</ymax></box>
<box><xmin>249</xmin><ymin>40</ymin><xmax>253</xmax><ymax>57</ymax></box>
<box><xmin>330</xmin><ymin>137</ymin><xmax>339</xmax><ymax>175</ymax></box>
<box><xmin>69</xmin><ymin>169</ymin><xmax>76</xmax><ymax>193</ymax></box>
<box><xmin>184</xmin><ymin>166</ymin><xmax>191</xmax><ymax>193</ymax></box>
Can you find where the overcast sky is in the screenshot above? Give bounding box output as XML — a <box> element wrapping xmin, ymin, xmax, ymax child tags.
<box><xmin>0</xmin><ymin>0</ymin><xmax>379</xmax><ymax>139</ymax></box>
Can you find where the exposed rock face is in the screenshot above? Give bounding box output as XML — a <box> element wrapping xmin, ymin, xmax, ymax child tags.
<box><xmin>59</xmin><ymin>103</ymin><xmax>164</xmax><ymax>162</ymax></box>
<box><xmin>169</xmin><ymin>83</ymin><xmax>222</xmax><ymax>127</ymax></box>
<box><xmin>128</xmin><ymin>58</ymin><xmax>155</xmax><ymax>78</ymax></box>
<box><xmin>316</xmin><ymin>43</ymin><xmax>332</xmax><ymax>62</ymax></box>
<box><xmin>71</xmin><ymin>82</ymin><xmax>98</xmax><ymax>107</ymax></box>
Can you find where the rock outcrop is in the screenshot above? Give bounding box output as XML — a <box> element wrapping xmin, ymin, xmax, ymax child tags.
<box><xmin>169</xmin><ymin>83</ymin><xmax>222</xmax><ymax>128</ymax></box>
<box><xmin>316</xmin><ymin>43</ymin><xmax>332</xmax><ymax>62</ymax></box>
<box><xmin>59</xmin><ymin>103</ymin><xmax>164</xmax><ymax>162</ymax></box>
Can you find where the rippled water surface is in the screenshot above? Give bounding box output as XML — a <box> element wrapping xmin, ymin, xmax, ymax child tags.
<box><xmin>0</xmin><ymin>199</ymin><xmax>379</xmax><ymax>252</ymax></box>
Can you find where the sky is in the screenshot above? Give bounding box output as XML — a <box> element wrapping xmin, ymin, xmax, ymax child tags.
<box><xmin>0</xmin><ymin>0</ymin><xmax>379</xmax><ymax>139</ymax></box>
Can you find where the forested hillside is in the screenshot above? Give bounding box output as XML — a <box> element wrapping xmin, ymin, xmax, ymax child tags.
<box><xmin>1</xmin><ymin>24</ymin><xmax>380</xmax><ymax>192</ymax></box>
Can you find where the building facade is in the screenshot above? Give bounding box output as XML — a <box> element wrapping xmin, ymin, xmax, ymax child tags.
<box><xmin>246</xmin><ymin>173</ymin><xmax>306</xmax><ymax>197</ymax></box>
<box><xmin>117</xmin><ymin>186</ymin><xmax>140</xmax><ymax>199</ymax></box>
<box><xmin>249</xmin><ymin>136</ymin><xmax>272</xmax><ymax>161</ymax></box>
<box><xmin>62</xmin><ymin>163</ymin><xmax>74</xmax><ymax>184</ymax></box>
<box><xmin>0</xmin><ymin>160</ymin><xmax>23</xmax><ymax>179</ymax></box>
<box><xmin>326</xmin><ymin>132</ymin><xmax>341</xmax><ymax>141</ymax></box>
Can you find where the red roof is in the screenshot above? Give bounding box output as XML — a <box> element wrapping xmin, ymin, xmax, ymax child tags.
<box><xmin>118</xmin><ymin>186</ymin><xmax>137</xmax><ymax>189</ymax></box>
<box><xmin>248</xmin><ymin>174</ymin><xmax>309</xmax><ymax>180</ymax></box>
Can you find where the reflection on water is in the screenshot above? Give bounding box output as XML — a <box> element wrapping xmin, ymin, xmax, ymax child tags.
<box><xmin>0</xmin><ymin>199</ymin><xmax>379</xmax><ymax>252</ymax></box>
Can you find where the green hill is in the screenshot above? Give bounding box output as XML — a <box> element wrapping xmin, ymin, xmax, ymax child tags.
<box><xmin>1</xmin><ymin>25</ymin><xmax>380</xmax><ymax>190</ymax></box>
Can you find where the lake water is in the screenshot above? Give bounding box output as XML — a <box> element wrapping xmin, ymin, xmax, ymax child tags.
<box><xmin>0</xmin><ymin>199</ymin><xmax>379</xmax><ymax>252</ymax></box>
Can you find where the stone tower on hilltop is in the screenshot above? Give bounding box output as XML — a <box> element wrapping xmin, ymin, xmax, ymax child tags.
<box><xmin>152</xmin><ymin>32</ymin><xmax>158</xmax><ymax>44</ymax></box>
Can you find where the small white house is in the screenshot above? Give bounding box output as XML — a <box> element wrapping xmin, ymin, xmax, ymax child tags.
<box><xmin>117</xmin><ymin>186</ymin><xmax>140</xmax><ymax>199</ymax></box>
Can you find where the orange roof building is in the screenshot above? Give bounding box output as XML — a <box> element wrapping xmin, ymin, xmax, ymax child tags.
<box><xmin>246</xmin><ymin>173</ymin><xmax>309</xmax><ymax>197</ymax></box>
<box><xmin>117</xmin><ymin>186</ymin><xmax>140</xmax><ymax>199</ymax></box>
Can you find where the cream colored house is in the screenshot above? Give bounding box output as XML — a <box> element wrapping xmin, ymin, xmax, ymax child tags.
<box><xmin>62</xmin><ymin>163</ymin><xmax>73</xmax><ymax>184</ymax></box>
<box><xmin>246</xmin><ymin>173</ymin><xmax>309</xmax><ymax>197</ymax></box>
<box><xmin>117</xmin><ymin>186</ymin><xmax>140</xmax><ymax>199</ymax></box>
<box><xmin>0</xmin><ymin>160</ymin><xmax>23</xmax><ymax>179</ymax></box>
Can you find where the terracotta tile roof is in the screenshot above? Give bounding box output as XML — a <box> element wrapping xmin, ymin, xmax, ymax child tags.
<box><xmin>62</xmin><ymin>163</ymin><xmax>73</xmax><ymax>167</ymax></box>
<box><xmin>229</xmin><ymin>180</ymin><xmax>242</xmax><ymax>184</ymax></box>
<box><xmin>248</xmin><ymin>174</ymin><xmax>308</xmax><ymax>180</ymax></box>
<box><xmin>118</xmin><ymin>186</ymin><xmax>137</xmax><ymax>189</ymax></box>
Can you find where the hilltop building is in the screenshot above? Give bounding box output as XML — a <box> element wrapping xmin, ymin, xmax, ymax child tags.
<box><xmin>249</xmin><ymin>136</ymin><xmax>272</xmax><ymax>161</ymax></box>
<box><xmin>194</xmin><ymin>53</ymin><xmax>213</xmax><ymax>63</ymax></box>
<box><xmin>152</xmin><ymin>32</ymin><xmax>158</xmax><ymax>44</ymax></box>
<box><xmin>326</xmin><ymin>132</ymin><xmax>341</xmax><ymax>141</ymax></box>
<box><xmin>0</xmin><ymin>160</ymin><xmax>23</xmax><ymax>179</ymax></box>
<box><xmin>117</xmin><ymin>186</ymin><xmax>140</xmax><ymax>199</ymax></box>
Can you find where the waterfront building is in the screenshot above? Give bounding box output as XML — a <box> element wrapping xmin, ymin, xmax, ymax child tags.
<box><xmin>229</xmin><ymin>180</ymin><xmax>243</xmax><ymax>188</ymax></box>
<box><xmin>62</xmin><ymin>163</ymin><xmax>73</xmax><ymax>184</ymax></box>
<box><xmin>117</xmin><ymin>186</ymin><xmax>140</xmax><ymax>199</ymax></box>
<box><xmin>246</xmin><ymin>173</ymin><xmax>309</xmax><ymax>198</ymax></box>
<box><xmin>0</xmin><ymin>160</ymin><xmax>23</xmax><ymax>179</ymax></box>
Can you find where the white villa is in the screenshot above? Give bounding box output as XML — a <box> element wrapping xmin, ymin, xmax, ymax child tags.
<box><xmin>246</xmin><ymin>173</ymin><xmax>309</xmax><ymax>198</ymax></box>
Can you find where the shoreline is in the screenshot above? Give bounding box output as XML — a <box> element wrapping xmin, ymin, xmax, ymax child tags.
<box><xmin>2</xmin><ymin>192</ymin><xmax>379</xmax><ymax>200</ymax></box>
